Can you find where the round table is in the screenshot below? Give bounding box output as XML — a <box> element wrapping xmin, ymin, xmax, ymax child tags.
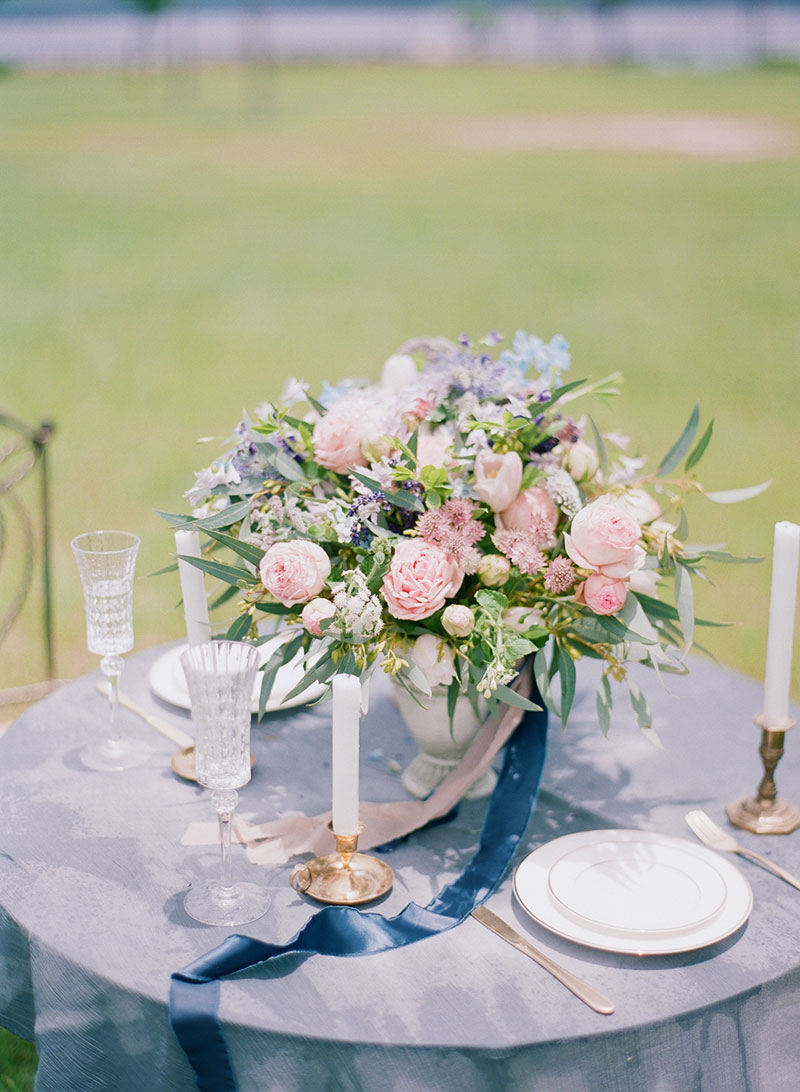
<box><xmin>2</xmin><ymin>644</ymin><xmax>800</xmax><ymax>1092</ymax></box>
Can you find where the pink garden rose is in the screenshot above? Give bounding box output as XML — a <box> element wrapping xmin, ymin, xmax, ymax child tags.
<box><xmin>301</xmin><ymin>597</ymin><xmax>336</xmax><ymax>636</ymax></box>
<box><xmin>501</xmin><ymin>486</ymin><xmax>559</xmax><ymax>543</ymax></box>
<box><xmin>259</xmin><ymin>540</ymin><xmax>331</xmax><ymax>607</ymax></box>
<box><xmin>416</xmin><ymin>428</ymin><xmax>452</xmax><ymax>469</ymax></box>
<box><xmin>564</xmin><ymin>496</ymin><xmax>645</xmax><ymax>579</ymax></box>
<box><xmin>579</xmin><ymin>573</ymin><xmax>628</xmax><ymax>616</ymax></box>
<box><xmin>381</xmin><ymin>539</ymin><xmax>463</xmax><ymax>621</ymax></box>
<box><xmin>621</xmin><ymin>488</ymin><xmax>662</xmax><ymax>526</ymax></box>
<box><xmin>473</xmin><ymin>450</ymin><xmax>523</xmax><ymax>512</ymax></box>
<box><xmin>313</xmin><ymin>396</ymin><xmax>378</xmax><ymax>473</ymax></box>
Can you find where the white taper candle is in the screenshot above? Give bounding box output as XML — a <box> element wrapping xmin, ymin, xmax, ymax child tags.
<box><xmin>175</xmin><ymin>529</ymin><xmax>212</xmax><ymax>647</ymax></box>
<box><xmin>763</xmin><ymin>520</ymin><xmax>800</xmax><ymax>727</ymax></box>
<box><xmin>331</xmin><ymin>673</ymin><xmax>361</xmax><ymax>836</ymax></box>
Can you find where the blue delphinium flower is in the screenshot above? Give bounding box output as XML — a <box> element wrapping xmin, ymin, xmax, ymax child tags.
<box><xmin>500</xmin><ymin>330</ymin><xmax>571</xmax><ymax>390</ymax></box>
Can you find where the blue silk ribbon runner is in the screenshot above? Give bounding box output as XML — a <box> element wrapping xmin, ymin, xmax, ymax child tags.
<box><xmin>170</xmin><ymin>697</ymin><xmax>548</xmax><ymax>1092</ymax></box>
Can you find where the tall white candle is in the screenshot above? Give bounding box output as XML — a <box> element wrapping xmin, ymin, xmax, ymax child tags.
<box><xmin>331</xmin><ymin>673</ymin><xmax>361</xmax><ymax>836</ymax></box>
<box><xmin>763</xmin><ymin>520</ymin><xmax>800</xmax><ymax>727</ymax></box>
<box><xmin>175</xmin><ymin>529</ymin><xmax>212</xmax><ymax>647</ymax></box>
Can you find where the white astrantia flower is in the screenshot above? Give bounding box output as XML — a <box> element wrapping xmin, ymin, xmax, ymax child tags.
<box><xmin>543</xmin><ymin>468</ymin><xmax>583</xmax><ymax>519</ymax></box>
<box><xmin>329</xmin><ymin>569</ymin><xmax>384</xmax><ymax>643</ymax></box>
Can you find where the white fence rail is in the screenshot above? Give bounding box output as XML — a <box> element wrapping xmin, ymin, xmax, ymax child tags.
<box><xmin>1</xmin><ymin>5</ymin><xmax>799</xmax><ymax>69</ymax></box>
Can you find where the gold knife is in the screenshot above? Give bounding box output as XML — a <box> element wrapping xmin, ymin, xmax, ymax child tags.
<box><xmin>471</xmin><ymin>905</ymin><xmax>615</xmax><ymax>1015</ymax></box>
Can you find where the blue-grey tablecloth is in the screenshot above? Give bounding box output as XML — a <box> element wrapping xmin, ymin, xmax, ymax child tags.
<box><xmin>2</xmin><ymin>645</ymin><xmax>800</xmax><ymax>1092</ymax></box>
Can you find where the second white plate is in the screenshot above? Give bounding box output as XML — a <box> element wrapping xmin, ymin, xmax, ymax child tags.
<box><xmin>148</xmin><ymin>635</ymin><xmax>324</xmax><ymax>714</ymax></box>
<box><xmin>547</xmin><ymin>835</ymin><xmax>728</xmax><ymax>936</ymax></box>
<box><xmin>514</xmin><ymin>829</ymin><xmax>752</xmax><ymax>956</ymax></box>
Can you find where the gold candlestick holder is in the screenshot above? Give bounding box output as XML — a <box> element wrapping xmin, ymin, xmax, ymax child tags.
<box><xmin>290</xmin><ymin>822</ymin><xmax>393</xmax><ymax>905</ymax></box>
<box><xmin>727</xmin><ymin>714</ymin><xmax>800</xmax><ymax>835</ymax></box>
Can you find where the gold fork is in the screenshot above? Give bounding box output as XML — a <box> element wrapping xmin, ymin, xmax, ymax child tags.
<box><xmin>685</xmin><ymin>809</ymin><xmax>800</xmax><ymax>891</ymax></box>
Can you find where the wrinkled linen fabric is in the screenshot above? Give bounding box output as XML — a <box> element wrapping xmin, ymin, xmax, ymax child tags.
<box><xmin>2</xmin><ymin>645</ymin><xmax>800</xmax><ymax>1092</ymax></box>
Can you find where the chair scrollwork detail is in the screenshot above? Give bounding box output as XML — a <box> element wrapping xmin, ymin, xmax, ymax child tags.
<box><xmin>0</xmin><ymin>411</ymin><xmax>57</xmax><ymax>706</ymax></box>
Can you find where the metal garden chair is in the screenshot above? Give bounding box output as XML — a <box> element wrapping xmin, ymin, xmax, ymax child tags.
<box><xmin>0</xmin><ymin>410</ymin><xmax>59</xmax><ymax>712</ymax></box>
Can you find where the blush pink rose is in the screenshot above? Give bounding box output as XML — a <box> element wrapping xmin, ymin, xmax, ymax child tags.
<box><xmin>313</xmin><ymin>396</ymin><xmax>377</xmax><ymax>473</ymax></box>
<box><xmin>301</xmin><ymin>597</ymin><xmax>336</xmax><ymax>636</ymax></box>
<box><xmin>579</xmin><ymin>573</ymin><xmax>628</xmax><ymax>616</ymax></box>
<box><xmin>564</xmin><ymin>497</ymin><xmax>645</xmax><ymax>579</ymax></box>
<box><xmin>259</xmin><ymin>541</ymin><xmax>331</xmax><ymax>607</ymax></box>
<box><xmin>381</xmin><ymin>539</ymin><xmax>463</xmax><ymax>621</ymax></box>
<box><xmin>501</xmin><ymin>486</ymin><xmax>559</xmax><ymax>542</ymax></box>
<box><xmin>416</xmin><ymin>428</ymin><xmax>452</xmax><ymax>469</ymax></box>
<box><xmin>474</xmin><ymin>450</ymin><xmax>523</xmax><ymax>512</ymax></box>
<box><xmin>621</xmin><ymin>488</ymin><xmax>662</xmax><ymax>525</ymax></box>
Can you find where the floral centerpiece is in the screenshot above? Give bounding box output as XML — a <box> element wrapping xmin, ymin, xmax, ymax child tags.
<box><xmin>166</xmin><ymin>331</ymin><xmax>763</xmax><ymax>741</ymax></box>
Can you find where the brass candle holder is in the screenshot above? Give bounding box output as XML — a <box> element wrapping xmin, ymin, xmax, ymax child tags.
<box><xmin>289</xmin><ymin>822</ymin><xmax>393</xmax><ymax>905</ymax></box>
<box><xmin>727</xmin><ymin>714</ymin><xmax>800</xmax><ymax>835</ymax></box>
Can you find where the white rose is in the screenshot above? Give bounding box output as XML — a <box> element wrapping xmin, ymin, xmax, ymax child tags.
<box><xmin>478</xmin><ymin>554</ymin><xmax>511</xmax><ymax>587</ymax></box>
<box><xmin>381</xmin><ymin>354</ymin><xmax>418</xmax><ymax>391</ymax></box>
<box><xmin>628</xmin><ymin>569</ymin><xmax>661</xmax><ymax>598</ymax></box>
<box><xmin>649</xmin><ymin>519</ymin><xmax>678</xmax><ymax>551</ymax></box>
<box><xmin>410</xmin><ymin>634</ymin><xmax>456</xmax><ymax>688</ymax></box>
<box><xmin>442</xmin><ymin>604</ymin><xmax>475</xmax><ymax>638</ymax></box>
<box><xmin>565</xmin><ymin>440</ymin><xmax>599</xmax><ymax>481</ymax></box>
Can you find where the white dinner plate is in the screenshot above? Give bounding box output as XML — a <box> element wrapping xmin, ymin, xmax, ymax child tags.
<box><xmin>514</xmin><ymin>829</ymin><xmax>753</xmax><ymax>955</ymax></box>
<box><xmin>148</xmin><ymin>635</ymin><xmax>325</xmax><ymax>714</ymax></box>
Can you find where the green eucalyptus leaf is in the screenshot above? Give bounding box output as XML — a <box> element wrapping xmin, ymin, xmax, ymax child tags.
<box><xmin>257</xmin><ymin>639</ymin><xmax>299</xmax><ymax>719</ymax></box>
<box><xmin>558</xmin><ymin>644</ymin><xmax>576</xmax><ymax>725</ymax></box>
<box><xmin>254</xmin><ymin>601</ymin><xmax>293</xmax><ymax>615</ymax></box>
<box><xmin>533</xmin><ymin>647</ymin><xmax>560</xmax><ymax>718</ymax></box>
<box><xmin>656</xmin><ymin>403</ymin><xmax>699</xmax><ymax>477</ymax></box>
<box><xmin>177</xmin><ymin>553</ymin><xmax>256</xmax><ymax>588</ymax></box>
<box><xmin>705</xmin><ymin>481</ymin><xmax>771</xmax><ymax>504</ymax></box>
<box><xmin>491</xmin><ymin>682</ymin><xmax>543</xmax><ymax>713</ymax></box>
<box><xmin>685</xmin><ymin>418</ymin><xmax>714</xmax><ymax>471</ymax></box>
<box><xmin>157</xmin><ymin>499</ymin><xmax>251</xmax><ymax>532</ymax></box>
<box><xmin>628</xmin><ymin>680</ymin><xmax>663</xmax><ymax>748</ymax></box>
<box><xmin>447</xmin><ymin>679</ymin><xmax>459</xmax><ymax>736</ymax></box>
<box><xmin>403</xmin><ymin>664</ymin><xmax>433</xmax><ymax>698</ymax></box>
<box><xmin>199</xmin><ymin>526</ymin><xmax>265</xmax><ymax>568</ymax></box>
<box><xmin>156</xmin><ymin>509</ymin><xmax>192</xmax><ymax>528</ymax></box>
<box><xmin>520</xmin><ymin>463</ymin><xmax>545</xmax><ymax>491</ymax></box>
<box><xmin>225</xmin><ymin>613</ymin><xmax>254</xmax><ymax>641</ymax></box>
<box><xmin>268</xmin><ymin>447</ymin><xmax>307</xmax><ymax>482</ymax></box>
<box><xmin>597</xmin><ymin>674</ymin><xmax>612</xmax><ymax>737</ymax></box>
<box><xmin>618</xmin><ymin>595</ymin><xmax>660</xmax><ymax>645</ymax></box>
<box><xmin>384</xmin><ymin>487</ymin><xmax>425</xmax><ymax>512</ymax></box>
<box><xmin>687</xmin><ymin>550</ymin><xmax>764</xmax><ymax>565</ymax></box>
<box><xmin>587</xmin><ymin>415</ymin><xmax>609</xmax><ymax>476</ymax></box>
<box><xmin>675</xmin><ymin>506</ymin><xmax>689</xmax><ymax>542</ymax></box>
<box><xmin>210</xmin><ymin>584</ymin><xmax>239</xmax><ymax>611</ymax></box>
<box><xmin>674</xmin><ymin>562</ymin><xmax>695</xmax><ymax>651</ymax></box>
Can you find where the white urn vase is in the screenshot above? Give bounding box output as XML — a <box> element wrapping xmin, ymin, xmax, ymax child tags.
<box><xmin>392</xmin><ymin>683</ymin><xmax>496</xmax><ymax>801</ymax></box>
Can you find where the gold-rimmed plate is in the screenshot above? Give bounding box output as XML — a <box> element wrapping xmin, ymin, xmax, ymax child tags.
<box><xmin>514</xmin><ymin>829</ymin><xmax>752</xmax><ymax>956</ymax></box>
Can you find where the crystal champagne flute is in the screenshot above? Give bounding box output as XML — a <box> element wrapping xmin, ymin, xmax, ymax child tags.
<box><xmin>71</xmin><ymin>530</ymin><xmax>151</xmax><ymax>771</ymax></box>
<box><xmin>180</xmin><ymin>640</ymin><xmax>270</xmax><ymax>927</ymax></box>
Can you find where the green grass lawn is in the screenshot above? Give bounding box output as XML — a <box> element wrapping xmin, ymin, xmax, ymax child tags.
<box><xmin>1</xmin><ymin>59</ymin><xmax>799</xmax><ymax>1085</ymax></box>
